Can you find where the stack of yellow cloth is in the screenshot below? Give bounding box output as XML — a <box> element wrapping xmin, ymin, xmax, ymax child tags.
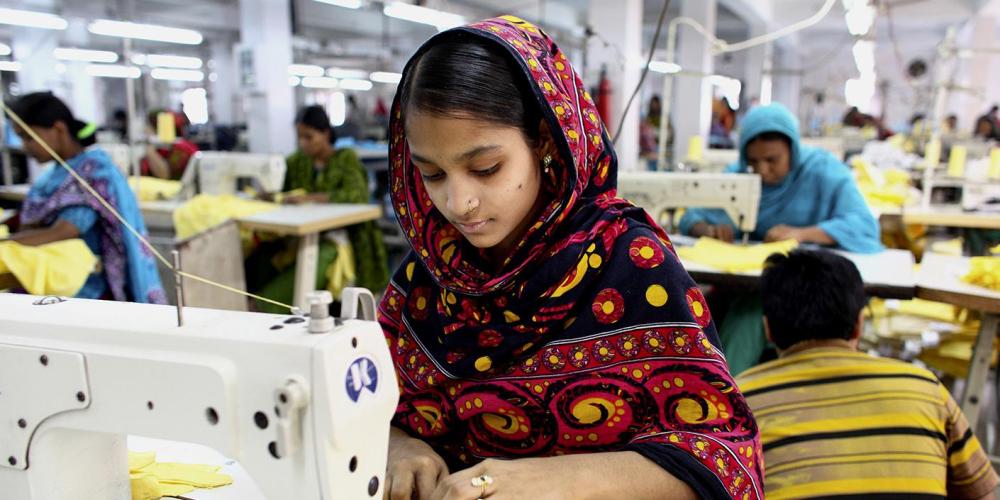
<box><xmin>129</xmin><ymin>176</ymin><xmax>183</xmax><ymax>201</ymax></box>
<box><xmin>173</xmin><ymin>194</ymin><xmax>276</xmax><ymax>240</ymax></box>
<box><xmin>0</xmin><ymin>239</ymin><xmax>97</xmax><ymax>296</ymax></box>
<box><xmin>676</xmin><ymin>237</ymin><xmax>798</xmax><ymax>273</ymax></box>
<box><xmin>962</xmin><ymin>256</ymin><xmax>1000</xmax><ymax>292</ymax></box>
<box><xmin>852</xmin><ymin>157</ymin><xmax>913</xmax><ymax>210</ymax></box>
<box><xmin>129</xmin><ymin>451</ymin><xmax>233</xmax><ymax>500</ymax></box>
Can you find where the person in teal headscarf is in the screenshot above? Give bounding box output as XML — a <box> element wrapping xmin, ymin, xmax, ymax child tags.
<box><xmin>679</xmin><ymin>102</ymin><xmax>881</xmax><ymax>375</ymax></box>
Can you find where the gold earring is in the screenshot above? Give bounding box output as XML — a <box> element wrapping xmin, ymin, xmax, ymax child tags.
<box><xmin>543</xmin><ymin>154</ymin><xmax>553</xmax><ymax>173</ymax></box>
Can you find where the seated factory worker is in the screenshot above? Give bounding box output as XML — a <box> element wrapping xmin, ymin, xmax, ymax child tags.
<box><xmin>678</xmin><ymin>102</ymin><xmax>881</xmax><ymax>375</ymax></box>
<box><xmin>738</xmin><ymin>249</ymin><xmax>998</xmax><ymax>500</ymax></box>
<box><xmin>377</xmin><ymin>16</ymin><xmax>763</xmax><ymax>500</ymax></box>
<box><xmin>141</xmin><ymin>109</ymin><xmax>198</xmax><ymax>181</ymax></box>
<box><xmin>6</xmin><ymin>92</ymin><xmax>166</xmax><ymax>303</ymax></box>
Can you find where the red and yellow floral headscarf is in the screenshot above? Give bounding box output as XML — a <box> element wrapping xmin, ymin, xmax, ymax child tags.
<box><xmin>379</xmin><ymin>16</ymin><xmax>763</xmax><ymax>499</ymax></box>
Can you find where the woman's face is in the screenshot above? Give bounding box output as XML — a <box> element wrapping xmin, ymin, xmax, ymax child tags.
<box><xmin>745</xmin><ymin>138</ymin><xmax>791</xmax><ymax>185</ymax></box>
<box><xmin>296</xmin><ymin>123</ymin><xmax>331</xmax><ymax>158</ymax></box>
<box><xmin>405</xmin><ymin>111</ymin><xmax>544</xmax><ymax>258</ymax></box>
<box><xmin>14</xmin><ymin>123</ymin><xmax>63</xmax><ymax>163</ymax></box>
<box><xmin>976</xmin><ymin>119</ymin><xmax>993</xmax><ymax>137</ymax></box>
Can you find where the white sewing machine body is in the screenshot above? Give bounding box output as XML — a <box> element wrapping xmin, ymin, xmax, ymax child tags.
<box><xmin>0</xmin><ymin>290</ymin><xmax>398</xmax><ymax>500</ymax></box>
<box><xmin>183</xmin><ymin>151</ymin><xmax>287</xmax><ymax>197</ymax></box>
<box><xmin>618</xmin><ymin>171</ymin><xmax>762</xmax><ymax>233</ymax></box>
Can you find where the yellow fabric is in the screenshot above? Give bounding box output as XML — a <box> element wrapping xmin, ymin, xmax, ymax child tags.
<box><xmin>128</xmin><ymin>450</ymin><xmax>233</xmax><ymax>500</ymax></box>
<box><xmin>173</xmin><ymin>194</ymin><xmax>276</xmax><ymax>240</ymax></box>
<box><xmin>990</xmin><ymin>243</ymin><xmax>1000</xmax><ymax>255</ymax></box>
<box><xmin>128</xmin><ymin>176</ymin><xmax>183</xmax><ymax>201</ymax></box>
<box><xmin>676</xmin><ymin>237</ymin><xmax>798</xmax><ymax>273</ymax></box>
<box><xmin>325</xmin><ymin>235</ymin><xmax>356</xmax><ymax>298</ymax></box>
<box><xmin>0</xmin><ymin>224</ymin><xmax>8</xmax><ymax>238</ymax></box>
<box><xmin>962</xmin><ymin>256</ymin><xmax>1000</xmax><ymax>291</ymax></box>
<box><xmin>0</xmin><ymin>239</ymin><xmax>97</xmax><ymax>295</ymax></box>
<box><xmin>853</xmin><ymin>157</ymin><xmax>912</xmax><ymax>209</ymax></box>
<box><xmin>272</xmin><ymin>188</ymin><xmax>307</xmax><ymax>204</ymax></box>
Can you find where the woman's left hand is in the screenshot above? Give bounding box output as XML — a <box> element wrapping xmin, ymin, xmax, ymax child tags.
<box><xmin>764</xmin><ymin>224</ymin><xmax>801</xmax><ymax>243</ymax></box>
<box><xmin>429</xmin><ymin>457</ymin><xmax>576</xmax><ymax>500</ymax></box>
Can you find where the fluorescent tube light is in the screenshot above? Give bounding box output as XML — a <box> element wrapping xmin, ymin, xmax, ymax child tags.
<box><xmin>0</xmin><ymin>43</ymin><xmax>11</xmax><ymax>57</ymax></box>
<box><xmin>339</xmin><ymin>78</ymin><xmax>373</xmax><ymax>91</ymax></box>
<box><xmin>0</xmin><ymin>61</ymin><xmax>23</xmax><ymax>72</ymax></box>
<box><xmin>370</xmin><ymin>71</ymin><xmax>402</xmax><ymax>84</ymax></box>
<box><xmin>288</xmin><ymin>64</ymin><xmax>326</xmax><ymax>77</ymax></box>
<box><xmin>89</xmin><ymin>20</ymin><xmax>203</xmax><ymax>45</ymax></box>
<box><xmin>132</xmin><ymin>53</ymin><xmax>203</xmax><ymax>69</ymax></box>
<box><xmin>86</xmin><ymin>64</ymin><xmax>141</xmax><ymax>79</ymax></box>
<box><xmin>54</xmin><ymin>47</ymin><xmax>119</xmax><ymax>63</ymax></box>
<box><xmin>327</xmin><ymin>67</ymin><xmax>368</xmax><ymax>79</ymax></box>
<box><xmin>383</xmin><ymin>2</ymin><xmax>465</xmax><ymax>30</ymax></box>
<box><xmin>314</xmin><ymin>0</ymin><xmax>363</xmax><ymax>8</ymax></box>
<box><xmin>301</xmin><ymin>76</ymin><xmax>339</xmax><ymax>88</ymax></box>
<box><xmin>150</xmin><ymin>68</ymin><xmax>205</xmax><ymax>81</ymax></box>
<box><xmin>648</xmin><ymin>61</ymin><xmax>681</xmax><ymax>74</ymax></box>
<box><xmin>0</xmin><ymin>8</ymin><xmax>67</xmax><ymax>30</ymax></box>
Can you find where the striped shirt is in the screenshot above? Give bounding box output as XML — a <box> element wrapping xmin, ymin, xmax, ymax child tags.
<box><xmin>736</xmin><ymin>347</ymin><xmax>998</xmax><ymax>500</ymax></box>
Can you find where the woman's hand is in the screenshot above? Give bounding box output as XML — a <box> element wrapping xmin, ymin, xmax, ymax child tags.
<box><xmin>284</xmin><ymin>193</ymin><xmax>331</xmax><ymax>205</ymax></box>
<box><xmin>429</xmin><ymin>457</ymin><xmax>573</xmax><ymax>500</ymax></box>
<box><xmin>691</xmin><ymin>222</ymin><xmax>735</xmax><ymax>243</ymax></box>
<box><xmin>385</xmin><ymin>428</ymin><xmax>449</xmax><ymax>500</ymax></box>
<box><xmin>764</xmin><ymin>224</ymin><xmax>800</xmax><ymax>243</ymax></box>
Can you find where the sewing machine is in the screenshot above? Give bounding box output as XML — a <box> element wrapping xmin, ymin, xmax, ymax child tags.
<box><xmin>0</xmin><ymin>288</ymin><xmax>398</xmax><ymax>499</ymax></box>
<box><xmin>618</xmin><ymin>171</ymin><xmax>761</xmax><ymax>233</ymax></box>
<box><xmin>181</xmin><ymin>151</ymin><xmax>286</xmax><ymax>198</ymax></box>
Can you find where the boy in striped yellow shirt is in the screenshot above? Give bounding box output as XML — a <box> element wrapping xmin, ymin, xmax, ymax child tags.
<box><xmin>737</xmin><ymin>249</ymin><xmax>998</xmax><ymax>499</ymax></box>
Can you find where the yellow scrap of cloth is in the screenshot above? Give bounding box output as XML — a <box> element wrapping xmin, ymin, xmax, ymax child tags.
<box><xmin>0</xmin><ymin>224</ymin><xmax>8</xmax><ymax>238</ymax></box>
<box><xmin>991</xmin><ymin>243</ymin><xmax>1000</xmax><ymax>255</ymax></box>
<box><xmin>129</xmin><ymin>450</ymin><xmax>233</xmax><ymax>500</ymax></box>
<box><xmin>0</xmin><ymin>239</ymin><xmax>97</xmax><ymax>295</ymax></box>
<box><xmin>962</xmin><ymin>256</ymin><xmax>1000</xmax><ymax>292</ymax></box>
<box><xmin>852</xmin><ymin>157</ymin><xmax>913</xmax><ymax>209</ymax></box>
<box><xmin>676</xmin><ymin>237</ymin><xmax>798</xmax><ymax>273</ymax></box>
<box><xmin>173</xmin><ymin>194</ymin><xmax>276</xmax><ymax>240</ymax></box>
<box><xmin>128</xmin><ymin>176</ymin><xmax>183</xmax><ymax>201</ymax></box>
<box><xmin>325</xmin><ymin>233</ymin><xmax>356</xmax><ymax>298</ymax></box>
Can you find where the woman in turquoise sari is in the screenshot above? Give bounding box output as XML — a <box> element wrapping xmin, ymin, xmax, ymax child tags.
<box><xmin>679</xmin><ymin>102</ymin><xmax>880</xmax><ymax>374</ymax></box>
<box><xmin>6</xmin><ymin>92</ymin><xmax>165</xmax><ymax>303</ymax></box>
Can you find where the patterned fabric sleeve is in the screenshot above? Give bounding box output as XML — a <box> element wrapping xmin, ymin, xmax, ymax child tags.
<box><xmin>943</xmin><ymin>386</ymin><xmax>999</xmax><ymax>498</ymax></box>
<box><xmin>58</xmin><ymin>206</ymin><xmax>98</xmax><ymax>235</ymax></box>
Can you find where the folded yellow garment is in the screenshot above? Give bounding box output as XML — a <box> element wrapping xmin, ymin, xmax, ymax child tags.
<box><xmin>0</xmin><ymin>239</ymin><xmax>97</xmax><ymax>295</ymax></box>
<box><xmin>676</xmin><ymin>237</ymin><xmax>798</xmax><ymax>273</ymax></box>
<box><xmin>963</xmin><ymin>256</ymin><xmax>1000</xmax><ymax>291</ymax></box>
<box><xmin>129</xmin><ymin>450</ymin><xmax>233</xmax><ymax>500</ymax></box>
<box><xmin>0</xmin><ymin>224</ymin><xmax>8</xmax><ymax>238</ymax></box>
<box><xmin>129</xmin><ymin>176</ymin><xmax>183</xmax><ymax>201</ymax></box>
<box><xmin>173</xmin><ymin>194</ymin><xmax>276</xmax><ymax>240</ymax></box>
<box><xmin>325</xmin><ymin>236</ymin><xmax>356</xmax><ymax>298</ymax></box>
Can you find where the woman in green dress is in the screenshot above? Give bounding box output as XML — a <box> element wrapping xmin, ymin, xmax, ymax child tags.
<box><xmin>247</xmin><ymin>105</ymin><xmax>388</xmax><ymax>311</ymax></box>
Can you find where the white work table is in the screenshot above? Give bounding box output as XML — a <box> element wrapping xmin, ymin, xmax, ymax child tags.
<box><xmin>237</xmin><ymin>203</ymin><xmax>382</xmax><ymax>311</ymax></box>
<box><xmin>127</xmin><ymin>436</ymin><xmax>265</xmax><ymax>499</ymax></box>
<box><xmin>915</xmin><ymin>253</ymin><xmax>1000</xmax><ymax>431</ymax></box>
<box><xmin>879</xmin><ymin>205</ymin><xmax>1000</xmax><ymax>231</ymax></box>
<box><xmin>672</xmin><ymin>235</ymin><xmax>917</xmax><ymax>300</ymax></box>
<box><xmin>0</xmin><ymin>183</ymin><xmax>29</xmax><ymax>202</ymax></box>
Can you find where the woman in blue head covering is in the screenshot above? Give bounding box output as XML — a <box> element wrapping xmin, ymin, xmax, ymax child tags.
<box><xmin>6</xmin><ymin>92</ymin><xmax>166</xmax><ymax>304</ymax></box>
<box><xmin>679</xmin><ymin>103</ymin><xmax>880</xmax><ymax>374</ymax></box>
<box><xmin>680</xmin><ymin>102</ymin><xmax>881</xmax><ymax>253</ymax></box>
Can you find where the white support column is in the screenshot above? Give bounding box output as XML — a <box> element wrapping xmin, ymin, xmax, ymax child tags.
<box><xmin>63</xmin><ymin>18</ymin><xmax>101</xmax><ymax>125</ymax></box>
<box><xmin>209</xmin><ymin>39</ymin><xmax>237</xmax><ymax>125</ymax></box>
<box><xmin>239</xmin><ymin>0</ymin><xmax>295</xmax><ymax>154</ymax></box>
<box><xmin>673</xmin><ymin>0</ymin><xmax>717</xmax><ymax>162</ymax></box>
<box><xmin>11</xmin><ymin>27</ymin><xmax>61</xmax><ymax>95</ymax></box>
<box><xmin>742</xmin><ymin>24</ymin><xmax>767</xmax><ymax>108</ymax></box>
<box><xmin>586</xmin><ymin>0</ymin><xmax>642</xmax><ymax>170</ymax></box>
<box><xmin>771</xmin><ymin>44</ymin><xmax>802</xmax><ymax>116</ymax></box>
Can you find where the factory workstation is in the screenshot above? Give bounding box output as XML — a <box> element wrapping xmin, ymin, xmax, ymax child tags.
<box><xmin>5</xmin><ymin>0</ymin><xmax>1000</xmax><ymax>498</ymax></box>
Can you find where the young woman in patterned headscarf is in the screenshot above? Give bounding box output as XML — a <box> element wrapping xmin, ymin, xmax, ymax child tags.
<box><xmin>378</xmin><ymin>16</ymin><xmax>763</xmax><ymax>500</ymax></box>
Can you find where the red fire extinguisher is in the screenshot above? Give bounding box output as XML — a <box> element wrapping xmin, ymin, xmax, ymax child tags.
<box><xmin>596</xmin><ymin>64</ymin><xmax>611</xmax><ymax>124</ymax></box>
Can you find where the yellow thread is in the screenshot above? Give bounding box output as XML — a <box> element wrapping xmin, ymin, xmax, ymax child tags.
<box><xmin>3</xmin><ymin>103</ymin><xmax>295</xmax><ymax>313</ymax></box>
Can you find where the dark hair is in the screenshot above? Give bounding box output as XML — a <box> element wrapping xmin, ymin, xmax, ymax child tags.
<box><xmin>909</xmin><ymin>113</ymin><xmax>925</xmax><ymax>126</ymax></box>
<box><xmin>747</xmin><ymin>131</ymin><xmax>792</xmax><ymax>150</ymax></box>
<box><xmin>295</xmin><ymin>105</ymin><xmax>336</xmax><ymax>143</ymax></box>
<box><xmin>10</xmin><ymin>92</ymin><xmax>96</xmax><ymax>147</ymax></box>
<box><xmin>399</xmin><ymin>32</ymin><xmax>542</xmax><ymax>145</ymax></box>
<box><xmin>760</xmin><ymin>249</ymin><xmax>866</xmax><ymax>350</ymax></box>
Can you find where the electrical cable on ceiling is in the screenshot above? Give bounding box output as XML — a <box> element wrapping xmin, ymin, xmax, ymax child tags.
<box><xmin>611</xmin><ymin>0</ymin><xmax>670</xmax><ymax>146</ymax></box>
